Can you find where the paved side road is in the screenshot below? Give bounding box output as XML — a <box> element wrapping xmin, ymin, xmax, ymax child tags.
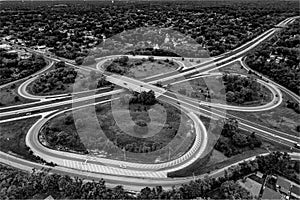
<box><xmin>0</xmin><ymin>150</ymin><xmax>299</xmax><ymax>191</ymax></box>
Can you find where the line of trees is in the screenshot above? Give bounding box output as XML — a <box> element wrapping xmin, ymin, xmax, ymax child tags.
<box><xmin>128</xmin><ymin>48</ymin><xmax>180</xmax><ymax>57</ymax></box>
<box><xmin>223</xmin><ymin>74</ymin><xmax>263</xmax><ymax>104</ymax></box>
<box><xmin>129</xmin><ymin>90</ymin><xmax>157</xmax><ymax>106</ymax></box>
<box><xmin>245</xmin><ymin>20</ymin><xmax>300</xmax><ymax>95</ymax></box>
<box><xmin>215</xmin><ymin>118</ymin><xmax>262</xmax><ymax>157</ymax></box>
<box><xmin>101</xmin><ymin>96</ymin><xmax>181</xmax><ymax>154</ymax></box>
<box><xmin>105</xmin><ymin>56</ymin><xmax>130</xmax><ymax>75</ymax></box>
<box><xmin>286</xmin><ymin>100</ymin><xmax>300</xmax><ymax>114</ymax></box>
<box><xmin>41</xmin><ymin>119</ymin><xmax>88</xmax><ymax>154</ymax></box>
<box><xmin>0</xmin><ymin>151</ymin><xmax>294</xmax><ymax>199</ymax></box>
<box><xmin>31</xmin><ymin>61</ymin><xmax>77</xmax><ymax>94</ymax></box>
<box><xmin>0</xmin><ymin>49</ymin><xmax>47</xmax><ymax>85</ymax></box>
<box><xmin>1</xmin><ymin>0</ymin><xmax>298</xmax><ymax>59</ymax></box>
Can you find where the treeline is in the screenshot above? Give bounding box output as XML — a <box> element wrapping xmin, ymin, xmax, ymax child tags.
<box><xmin>223</xmin><ymin>74</ymin><xmax>262</xmax><ymax>104</ymax></box>
<box><xmin>41</xmin><ymin>116</ymin><xmax>88</xmax><ymax>154</ymax></box>
<box><xmin>73</xmin><ymin>70</ymin><xmax>110</xmax><ymax>91</ymax></box>
<box><xmin>0</xmin><ymin>151</ymin><xmax>295</xmax><ymax>199</ymax></box>
<box><xmin>75</xmin><ymin>55</ymin><xmax>96</xmax><ymax>66</ymax></box>
<box><xmin>24</xmin><ymin>145</ymin><xmax>57</xmax><ymax>167</ymax></box>
<box><xmin>286</xmin><ymin>100</ymin><xmax>300</xmax><ymax>114</ymax></box>
<box><xmin>215</xmin><ymin>118</ymin><xmax>262</xmax><ymax>157</ymax></box>
<box><xmin>31</xmin><ymin>61</ymin><xmax>77</xmax><ymax>94</ymax></box>
<box><xmin>0</xmin><ymin>49</ymin><xmax>47</xmax><ymax>85</ymax></box>
<box><xmin>41</xmin><ymin>91</ymin><xmax>179</xmax><ymax>155</ymax></box>
<box><xmin>102</xmin><ymin>96</ymin><xmax>182</xmax><ymax>154</ymax></box>
<box><xmin>1</xmin><ymin>1</ymin><xmax>298</xmax><ymax>60</ymax></box>
<box><xmin>128</xmin><ymin>48</ymin><xmax>180</xmax><ymax>57</ymax></box>
<box><xmin>129</xmin><ymin>90</ymin><xmax>157</xmax><ymax>106</ymax></box>
<box><xmin>0</xmin><ymin>1</ymin><xmax>299</xmax><ymax>59</ymax></box>
<box><xmin>246</xmin><ymin>20</ymin><xmax>300</xmax><ymax>95</ymax></box>
<box><xmin>106</xmin><ymin>56</ymin><xmax>130</xmax><ymax>75</ymax></box>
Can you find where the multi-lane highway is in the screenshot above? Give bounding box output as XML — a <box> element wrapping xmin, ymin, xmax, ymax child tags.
<box><xmin>0</xmin><ymin>16</ymin><xmax>299</xmax><ymax>191</ymax></box>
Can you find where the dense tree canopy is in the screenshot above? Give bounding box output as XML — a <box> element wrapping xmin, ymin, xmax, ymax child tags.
<box><xmin>246</xmin><ymin>19</ymin><xmax>300</xmax><ymax>95</ymax></box>
<box><xmin>215</xmin><ymin>118</ymin><xmax>262</xmax><ymax>157</ymax></box>
<box><xmin>31</xmin><ymin>61</ymin><xmax>77</xmax><ymax>94</ymax></box>
<box><xmin>1</xmin><ymin>151</ymin><xmax>294</xmax><ymax>199</ymax></box>
<box><xmin>0</xmin><ymin>0</ymin><xmax>298</xmax><ymax>59</ymax></box>
<box><xmin>223</xmin><ymin>74</ymin><xmax>262</xmax><ymax>104</ymax></box>
<box><xmin>0</xmin><ymin>49</ymin><xmax>47</xmax><ymax>85</ymax></box>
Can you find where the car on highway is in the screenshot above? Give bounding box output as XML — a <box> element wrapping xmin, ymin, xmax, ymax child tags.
<box><xmin>25</xmin><ymin>112</ymin><xmax>31</xmax><ymax>116</ymax></box>
<box><xmin>119</xmin><ymin>164</ymin><xmax>127</xmax><ymax>169</ymax></box>
<box><xmin>294</xmin><ymin>143</ymin><xmax>300</xmax><ymax>149</ymax></box>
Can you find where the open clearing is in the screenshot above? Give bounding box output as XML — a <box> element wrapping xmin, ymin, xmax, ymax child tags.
<box><xmin>41</xmin><ymin>100</ymin><xmax>196</xmax><ymax>164</ymax></box>
<box><xmin>103</xmin><ymin>57</ymin><xmax>180</xmax><ymax>79</ymax></box>
<box><xmin>0</xmin><ymin>117</ymin><xmax>41</xmax><ymax>161</ymax></box>
<box><xmin>0</xmin><ymin>82</ymin><xmax>36</xmax><ymax>107</ymax></box>
<box><xmin>128</xmin><ymin>59</ymin><xmax>179</xmax><ymax>79</ymax></box>
<box><xmin>170</xmin><ymin>74</ymin><xmax>272</xmax><ymax>107</ymax></box>
<box><xmin>229</xmin><ymin>91</ymin><xmax>300</xmax><ymax>137</ymax></box>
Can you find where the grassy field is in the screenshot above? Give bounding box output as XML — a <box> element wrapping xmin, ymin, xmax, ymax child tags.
<box><xmin>41</xmin><ymin>100</ymin><xmax>195</xmax><ymax>164</ymax></box>
<box><xmin>171</xmin><ymin>148</ymin><xmax>268</xmax><ymax>177</ymax></box>
<box><xmin>103</xmin><ymin>57</ymin><xmax>179</xmax><ymax>79</ymax></box>
<box><xmin>128</xmin><ymin>59</ymin><xmax>179</xmax><ymax>79</ymax></box>
<box><xmin>0</xmin><ymin>81</ymin><xmax>37</xmax><ymax>107</ymax></box>
<box><xmin>0</xmin><ymin>117</ymin><xmax>41</xmax><ymax>161</ymax></box>
<box><xmin>170</xmin><ymin>73</ymin><xmax>272</xmax><ymax>107</ymax></box>
<box><xmin>238</xmin><ymin>177</ymin><xmax>261</xmax><ymax>198</ymax></box>
<box><xmin>175</xmin><ymin>57</ymin><xmax>210</xmax><ymax>68</ymax></box>
<box><xmin>228</xmin><ymin>91</ymin><xmax>300</xmax><ymax>137</ymax></box>
<box><xmin>212</xmin><ymin>61</ymin><xmax>299</xmax><ymax>135</ymax></box>
<box><xmin>214</xmin><ymin>61</ymin><xmax>250</xmax><ymax>75</ymax></box>
<box><xmin>168</xmin><ymin>120</ymin><xmax>292</xmax><ymax>178</ymax></box>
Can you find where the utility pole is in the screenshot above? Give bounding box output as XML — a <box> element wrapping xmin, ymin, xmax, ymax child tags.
<box><xmin>123</xmin><ymin>148</ymin><xmax>126</xmax><ymax>161</ymax></box>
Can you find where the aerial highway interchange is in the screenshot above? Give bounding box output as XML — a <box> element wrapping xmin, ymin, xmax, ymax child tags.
<box><xmin>0</xmin><ymin>16</ymin><xmax>299</xmax><ymax>191</ymax></box>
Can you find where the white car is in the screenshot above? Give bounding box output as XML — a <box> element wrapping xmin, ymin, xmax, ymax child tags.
<box><xmin>119</xmin><ymin>164</ymin><xmax>127</xmax><ymax>169</ymax></box>
<box><xmin>294</xmin><ymin>143</ymin><xmax>300</xmax><ymax>149</ymax></box>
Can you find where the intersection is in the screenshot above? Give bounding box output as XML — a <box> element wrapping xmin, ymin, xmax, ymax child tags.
<box><xmin>0</xmin><ymin>16</ymin><xmax>299</xmax><ymax>191</ymax></box>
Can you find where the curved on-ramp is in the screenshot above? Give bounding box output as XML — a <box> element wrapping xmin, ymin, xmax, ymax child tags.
<box><xmin>170</xmin><ymin>72</ymin><xmax>283</xmax><ymax>112</ymax></box>
<box><xmin>25</xmin><ymin>101</ymin><xmax>208</xmax><ymax>179</ymax></box>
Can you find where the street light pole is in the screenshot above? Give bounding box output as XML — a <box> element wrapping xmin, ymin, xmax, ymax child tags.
<box><xmin>123</xmin><ymin>148</ymin><xmax>126</xmax><ymax>161</ymax></box>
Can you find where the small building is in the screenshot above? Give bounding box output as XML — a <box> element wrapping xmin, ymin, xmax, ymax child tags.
<box><xmin>256</xmin><ymin>172</ymin><xmax>264</xmax><ymax>179</ymax></box>
<box><xmin>19</xmin><ymin>52</ymin><xmax>31</xmax><ymax>60</ymax></box>
<box><xmin>6</xmin><ymin>50</ymin><xmax>18</xmax><ymax>54</ymax></box>
<box><xmin>44</xmin><ymin>195</ymin><xmax>54</xmax><ymax>200</ymax></box>
<box><xmin>2</xmin><ymin>35</ymin><xmax>12</xmax><ymax>41</ymax></box>
<box><xmin>0</xmin><ymin>44</ymin><xmax>12</xmax><ymax>50</ymax></box>
<box><xmin>37</xmin><ymin>45</ymin><xmax>46</xmax><ymax>50</ymax></box>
